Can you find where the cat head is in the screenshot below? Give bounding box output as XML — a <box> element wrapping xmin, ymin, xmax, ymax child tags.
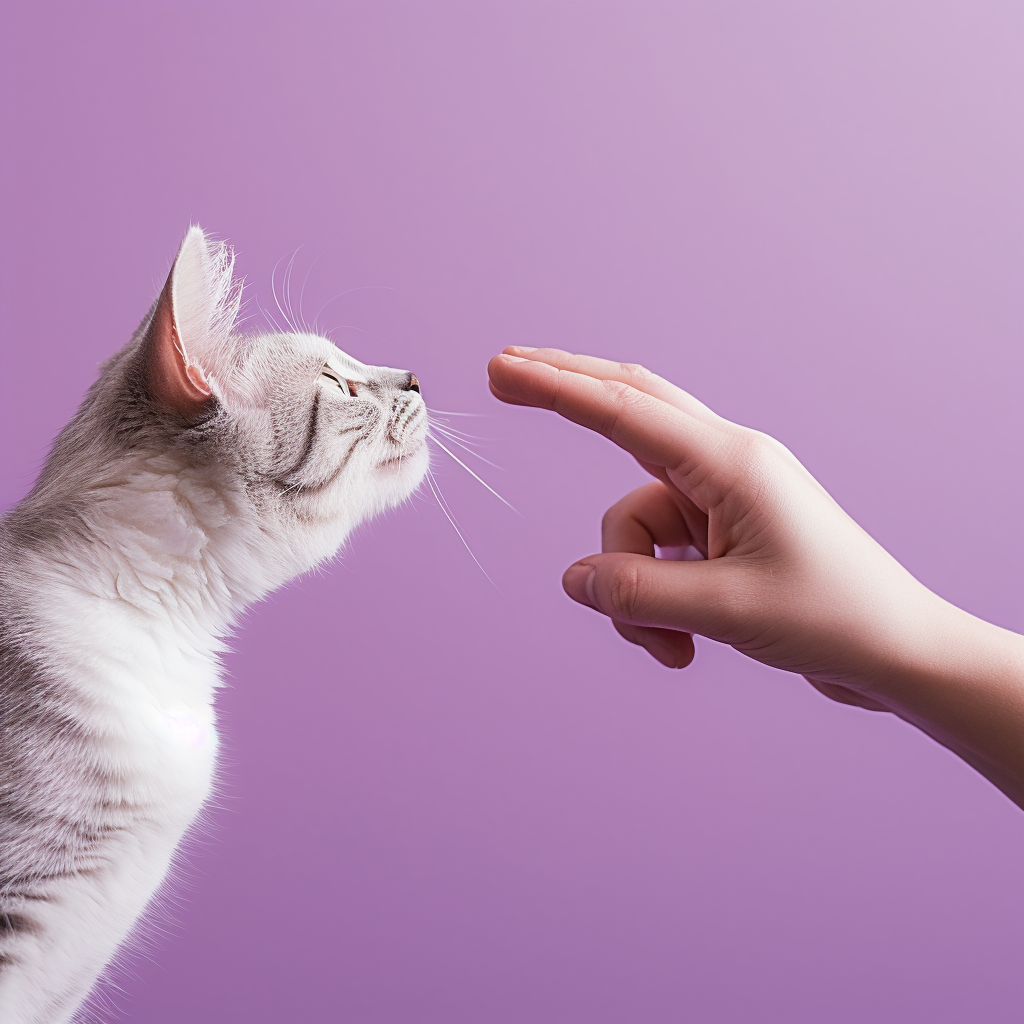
<box><xmin>30</xmin><ymin>227</ymin><xmax>429</xmax><ymax>599</ymax></box>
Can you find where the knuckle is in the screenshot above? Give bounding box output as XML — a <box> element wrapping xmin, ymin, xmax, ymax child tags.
<box><xmin>602</xmin><ymin>378</ymin><xmax>650</xmax><ymax>413</ymax></box>
<box><xmin>594</xmin><ymin>376</ymin><xmax>675</xmax><ymax>448</ymax></box>
<box><xmin>601</xmin><ymin>488</ymin><xmax>639</xmax><ymax>529</ymax></box>
<box><xmin>596</xmin><ymin>379</ymin><xmax>648</xmax><ymax>437</ymax></box>
<box><xmin>547</xmin><ymin>367</ymin><xmax>567</xmax><ymax>410</ymax></box>
<box><xmin>732</xmin><ymin>428</ymin><xmax>780</xmax><ymax>471</ymax></box>
<box><xmin>617</xmin><ymin>361</ymin><xmax>649</xmax><ymax>383</ymax></box>
<box><xmin>617</xmin><ymin>361</ymin><xmax>664</xmax><ymax>393</ymax></box>
<box><xmin>600</xmin><ymin>377</ymin><xmax>633</xmax><ymax>401</ymax></box>
<box><xmin>721</xmin><ymin>430</ymin><xmax>790</xmax><ymax>506</ymax></box>
<box><xmin>606</xmin><ymin>561</ymin><xmax>641</xmax><ymax>621</ymax></box>
<box><xmin>756</xmin><ymin>430</ymin><xmax>794</xmax><ymax>461</ymax></box>
<box><xmin>690</xmin><ymin>565</ymin><xmax>751</xmax><ymax>640</ymax></box>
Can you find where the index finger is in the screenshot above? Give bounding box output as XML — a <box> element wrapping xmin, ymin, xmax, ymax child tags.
<box><xmin>503</xmin><ymin>347</ymin><xmax>722</xmax><ymax>426</ymax></box>
<box><xmin>488</xmin><ymin>352</ymin><xmax>731</xmax><ymax>474</ymax></box>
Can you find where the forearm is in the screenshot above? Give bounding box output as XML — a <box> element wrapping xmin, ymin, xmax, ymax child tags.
<box><xmin>857</xmin><ymin>598</ymin><xmax>1024</xmax><ymax>808</ymax></box>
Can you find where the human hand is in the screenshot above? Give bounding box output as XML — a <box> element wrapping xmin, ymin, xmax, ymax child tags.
<box><xmin>487</xmin><ymin>347</ymin><xmax>1024</xmax><ymax>809</ymax></box>
<box><xmin>488</xmin><ymin>346</ymin><xmax>945</xmax><ymax>710</ymax></box>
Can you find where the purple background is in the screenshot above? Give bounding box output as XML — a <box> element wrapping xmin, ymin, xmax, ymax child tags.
<box><xmin>2</xmin><ymin>2</ymin><xmax>1023</xmax><ymax>1022</ymax></box>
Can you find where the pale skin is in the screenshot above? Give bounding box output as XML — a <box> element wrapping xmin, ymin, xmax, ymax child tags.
<box><xmin>487</xmin><ymin>347</ymin><xmax>1024</xmax><ymax>810</ymax></box>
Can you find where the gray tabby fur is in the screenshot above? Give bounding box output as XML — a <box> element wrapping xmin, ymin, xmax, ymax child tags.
<box><xmin>0</xmin><ymin>227</ymin><xmax>428</xmax><ymax>1021</ymax></box>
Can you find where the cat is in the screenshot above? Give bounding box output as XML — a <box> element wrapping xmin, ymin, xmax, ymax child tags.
<box><xmin>0</xmin><ymin>227</ymin><xmax>428</xmax><ymax>1022</ymax></box>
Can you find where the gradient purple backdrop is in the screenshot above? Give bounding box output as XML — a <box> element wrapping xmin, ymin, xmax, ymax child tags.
<box><xmin>1</xmin><ymin>2</ymin><xmax>1022</xmax><ymax>1022</ymax></box>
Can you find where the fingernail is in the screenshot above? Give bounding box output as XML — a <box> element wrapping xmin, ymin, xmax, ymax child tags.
<box><xmin>563</xmin><ymin>562</ymin><xmax>598</xmax><ymax>608</ymax></box>
<box><xmin>501</xmin><ymin>354</ymin><xmax>528</xmax><ymax>363</ymax></box>
<box><xmin>505</xmin><ymin>346</ymin><xmax>537</xmax><ymax>354</ymax></box>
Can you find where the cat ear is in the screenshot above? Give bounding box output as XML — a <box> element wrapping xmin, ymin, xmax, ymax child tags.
<box><xmin>143</xmin><ymin>226</ymin><xmax>241</xmax><ymax>415</ymax></box>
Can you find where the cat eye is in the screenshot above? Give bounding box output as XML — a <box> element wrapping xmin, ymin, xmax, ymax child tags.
<box><xmin>321</xmin><ymin>367</ymin><xmax>355</xmax><ymax>397</ymax></box>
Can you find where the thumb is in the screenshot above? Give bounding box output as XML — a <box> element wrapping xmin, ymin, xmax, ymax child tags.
<box><xmin>562</xmin><ymin>552</ymin><xmax>744</xmax><ymax>641</ymax></box>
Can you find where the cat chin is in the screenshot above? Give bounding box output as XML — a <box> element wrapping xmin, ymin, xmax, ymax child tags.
<box><xmin>371</xmin><ymin>445</ymin><xmax>429</xmax><ymax>499</ymax></box>
<box><xmin>375</xmin><ymin>437</ymin><xmax>428</xmax><ymax>473</ymax></box>
<box><xmin>375</xmin><ymin>455</ymin><xmax>417</xmax><ymax>473</ymax></box>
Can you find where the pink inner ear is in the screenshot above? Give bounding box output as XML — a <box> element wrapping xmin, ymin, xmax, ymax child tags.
<box><xmin>142</xmin><ymin>272</ymin><xmax>215</xmax><ymax>416</ymax></box>
<box><xmin>185</xmin><ymin>362</ymin><xmax>211</xmax><ymax>396</ymax></box>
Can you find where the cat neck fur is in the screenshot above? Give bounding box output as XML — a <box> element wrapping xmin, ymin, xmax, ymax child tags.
<box><xmin>0</xmin><ymin>226</ymin><xmax>428</xmax><ymax>1024</ymax></box>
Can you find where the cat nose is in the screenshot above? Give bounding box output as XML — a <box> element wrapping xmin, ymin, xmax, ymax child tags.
<box><xmin>402</xmin><ymin>373</ymin><xmax>421</xmax><ymax>395</ymax></box>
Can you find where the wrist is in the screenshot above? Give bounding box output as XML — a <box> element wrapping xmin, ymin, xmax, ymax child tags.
<box><xmin>854</xmin><ymin>593</ymin><xmax>1024</xmax><ymax>806</ymax></box>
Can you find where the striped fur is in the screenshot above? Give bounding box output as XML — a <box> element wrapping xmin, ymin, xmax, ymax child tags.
<box><xmin>0</xmin><ymin>228</ymin><xmax>427</xmax><ymax>1021</ymax></box>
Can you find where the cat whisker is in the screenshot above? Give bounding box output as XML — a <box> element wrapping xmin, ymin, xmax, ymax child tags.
<box><xmin>427</xmin><ymin>436</ymin><xmax>519</xmax><ymax>514</ymax></box>
<box><xmin>426</xmin><ymin>411</ymin><xmax>494</xmax><ymax>442</ymax></box>
<box><xmin>426</xmin><ymin>407</ymin><xmax>486</xmax><ymax>418</ymax></box>
<box><xmin>282</xmin><ymin>250</ymin><xmax>297</xmax><ymax>330</ymax></box>
<box><xmin>428</xmin><ymin>428</ymin><xmax>502</xmax><ymax>469</ymax></box>
<box><xmin>312</xmin><ymin>285</ymin><xmax>396</xmax><ymax>331</ymax></box>
<box><xmin>254</xmin><ymin>294</ymin><xmax>287</xmax><ymax>335</ymax></box>
<box><xmin>271</xmin><ymin>250</ymin><xmax>301</xmax><ymax>334</ymax></box>
<box><xmin>323</xmin><ymin>323</ymin><xmax>380</xmax><ymax>343</ymax></box>
<box><xmin>430</xmin><ymin>422</ymin><xmax>492</xmax><ymax>445</ymax></box>
<box><xmin>297</xmin><ymin>251</ymin><xmax>323</xmax><ymax>334</ymax></box>
<box><xmin>232</xmin><ymin>310</ymin><xmax>259</xmax><ymax>330</ymax></box>
<box><xmin>283</xmin><ymin>247</ymin><xmax>306</xmax><ymax>333</ymax></box>
<box><xmin>270</xmin><ymin>253</ymin><xmax>290</xmax><ymax>331</ymax></box>
<box><xmin>424</xmin><ymin>469</ymin><xmax>498</xmax><ymax>589</ymax></box>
